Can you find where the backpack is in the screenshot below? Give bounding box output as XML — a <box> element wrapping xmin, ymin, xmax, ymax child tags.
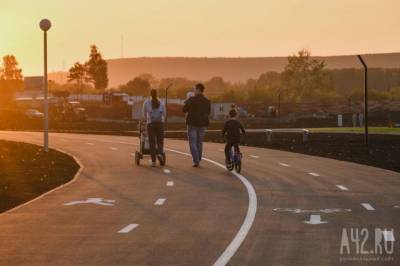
<box><xmin>149</xmin><ymin>107</ymin><xmax>163</xmax><ymax>123</ymax></box>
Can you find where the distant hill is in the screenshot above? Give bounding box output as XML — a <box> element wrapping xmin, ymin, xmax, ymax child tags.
<box><xmin>49</xmin><ymin>53</ymin><xmax>400</xmax><ymax>87</ymax></box>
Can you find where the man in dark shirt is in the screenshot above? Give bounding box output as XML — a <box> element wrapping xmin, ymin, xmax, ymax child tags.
<box><xmin>222</xmin><ymin>109</ymin><xmax>245</xmax><ymax>164</ymax></box>
<box><xmin>182</xmin><ymin>83</ymin><xmax>211</xmax><ymax>167</ymax></box>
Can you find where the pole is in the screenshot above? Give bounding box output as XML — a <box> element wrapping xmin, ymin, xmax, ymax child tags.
<box><xmin>43</xmin><ymin>30</ymin><xmax>49</xmax><ymax>152</ymax></box>
<box><xmin>165</xmin><ymin>86</ymin><xmax>168</xmax><ymax>130</ymax></box>
<box><xmin>278</xmin><ymin>91</ymin><xmax>281</xmax><ymax>125</ymax></box>
<box><xmin>164</xmin><ymin>83</ymin><xmax>173</xmax><ymax>131</ymax></box>
<box><xmin>357</xmin><ymin>55</ymin><xmax>368</xmax><ymax>147</ymax></box>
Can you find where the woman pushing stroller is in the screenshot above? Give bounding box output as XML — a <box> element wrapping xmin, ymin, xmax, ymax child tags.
<box><xmin>142</xmin><ymin>89</ymin><xmax>166</xmax><ymax>167</ymax></box>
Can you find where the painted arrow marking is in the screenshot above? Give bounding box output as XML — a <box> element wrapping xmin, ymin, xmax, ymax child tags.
<box><xmin>304</xmin><ymin>215</ymin><xmax>328</xmax><ymax>225</ymax></box>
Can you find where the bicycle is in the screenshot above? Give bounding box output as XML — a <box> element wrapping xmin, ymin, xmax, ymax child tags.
<box><xmin>226</xmin><ymin>148</ymin><xmax>242</xmax><ymax>173</ymax></box>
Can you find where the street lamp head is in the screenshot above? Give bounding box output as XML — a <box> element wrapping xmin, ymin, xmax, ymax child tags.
<box><xmin>39</xmin><ymin>19</ymin><xmax>52</xmax><ymax>31</ymax></box>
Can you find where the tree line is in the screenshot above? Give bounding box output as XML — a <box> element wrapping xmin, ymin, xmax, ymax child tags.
<box><xmin>3</xmin><ymin>48</ymin><xmax>400</xmax><ymax>108</ymax></box>
<box><xmin>111</xmin><ymin>49</ymin><xmax>400</xmax><ymax>107</ymax></box>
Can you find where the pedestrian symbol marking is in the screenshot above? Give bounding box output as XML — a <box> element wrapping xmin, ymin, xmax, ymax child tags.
<box><xmin>273</xmin><ymin>208</ymin><xmax>351</xmax><ymax>214</ymax></box>
<box><xmin>64</xmin><ymin>198</ymin><xmax>115</xmax><ymax>206</ymax></box>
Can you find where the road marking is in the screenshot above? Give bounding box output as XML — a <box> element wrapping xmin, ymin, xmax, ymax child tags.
<box><xmin>382</xmin><ymin>230</ymin><xmax>395</xmax><ymax>242</ymax></box>
<box><xmin>279</xmin><ymin>163</ymin><xmax>290</xmax><ymax>167</ymax></box>
<box><xmin>165</xmin><ymin>148</ymin><xmax>257</xmax><ymax>266</ymax></box>
<box><xmin>167</xmin><ymin>181</ymin><xmax>174</xmax><ymax>187</ymax></box>
<box><xmin>273</xmin><ymin>208</ymin><xmax>351</xmax><ymax>214</ymax></box>
<box><xmin>60</xmin><ymin>138</ymin><xmax>256</xmax><ymax>266</ymax></box>
<box><xmin>163</xmin><ymin>169</ymin><xmax>171</xmax><ymax>174</ymax></box>
<box><xmin>395</xmin><ymin>205</ymin><xmax>400</xmax><ymax>209</ymax></box>
<box><xmin>336</xmin><ymin>185</ymin><xmax>349</xmax><ymax>191</ymax></box>
<box><xmin>304</xmin><ymin>214</ymin><xmax>328</xmax><ymax>225</ymax></box>
<box><xmin>64</xmin><ymin>198</ymin><xmax>115</xmax><ymax>206</ymax></box>
<box><xmin>110</xmin><ymin>147</ymin><xmax>118</xmax><ymax>150</ymax></box>
<box><xmin>361</xmin><ymin>203</ymin><xmax>375</xmax><ymax>211</ymax></box>
<box><xmin>86</xmin><ymin>142</ymin><xmax>94</xmax><ymax>145</ymax></box>
<box><xmin>154</xmin><ymin>198</ymin><xmax>166</xmax><ymax>205</ymax></box>
<box><xmin>308</xmin><ymin>172</ymin><xmax>320</xmax><ymax>177</ymax></box>
<box><xmin>218</xmin><ymin>149</ymin><xmax>224</xmax><ymax>152</ymax></box>
<box><xmin>118</xmin><ymin>224</ymin><xmax>139</xmax><ymax>233</ymax></box>
<box><xmin>249</xmin><ymin>155</ymin><xmax>259</xmax><ymax>159</ymax></box>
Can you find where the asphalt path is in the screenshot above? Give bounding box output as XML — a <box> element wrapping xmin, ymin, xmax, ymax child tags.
<box><xmin>0</xmin><ymin>131</ymin><xmax>399</xmax><ymax>265</ymax></box>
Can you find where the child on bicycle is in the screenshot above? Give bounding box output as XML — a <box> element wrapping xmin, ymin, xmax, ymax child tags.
<box><xmin>222</xmin><ymin>108</ymin><xmax>245</xmax><ymax>166</ymax></box>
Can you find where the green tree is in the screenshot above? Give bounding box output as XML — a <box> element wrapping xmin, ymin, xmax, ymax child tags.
<box><xmin>281</xmin><ymin>49</ymin><xmax>333</xmax><ymax>102</ymax></box>
<box><xmin>85</xmin><ymin>45</ymin><xmax>108</xmax><ymax>90</ymax></box>
<box><xmin>0</xmin><ymin>55</ymin><xmax>23</xmax><ymax>105</ymax></box>
<box><xmin>67</xmin><ymin>62</ymin><xmax>88</xmax><ymax>94</ymax></box>
<box><xmin>0</xmin><ymin>55</ymin><xmax>23</xmax><ymax>81</ymax></box>
<box><xmin>119</xmin><ymin>76</ymin><xmax>151</xmax><ymax>96</ymax></box>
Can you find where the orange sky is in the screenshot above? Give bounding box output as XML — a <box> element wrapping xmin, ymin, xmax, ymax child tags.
<box><xmin>1</xmin><ymin>0</ymin><xmax>399</xmax><ymax>76</ymax></box>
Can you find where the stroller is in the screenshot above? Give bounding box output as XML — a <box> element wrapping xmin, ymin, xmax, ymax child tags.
<box><xmin>135</xmin><ymin>121</ymin><xmax>166</xmax><ymax>166</ymax></box>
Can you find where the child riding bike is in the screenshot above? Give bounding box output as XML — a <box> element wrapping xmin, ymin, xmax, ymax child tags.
<box><xmin>222</xmin><ymin>108</ymin><xmax>246</xmax><ymax>169</ymax></box>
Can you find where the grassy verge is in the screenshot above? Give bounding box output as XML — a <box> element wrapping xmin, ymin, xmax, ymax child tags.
<box><xmin>0</xmin><ymin>140</ymin><xmax>80</xmax><ymax>213</ymax></box>
<box><xmin>308</xmin><ymin>127</ymin><xmax>400</xmax><ymax>134</ymax></box>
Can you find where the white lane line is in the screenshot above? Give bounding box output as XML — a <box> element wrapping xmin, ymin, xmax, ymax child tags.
<box><xmin>167</xmin><ymin>181</ymin><xmax>174</xmax><ymax>187</ymax></box>
<box><xmin>336</xmin><ymin>185</ymin><xmax>349</xmax><ymax>191</ymax></box>
<box><xmin>118</xmin><ymin>224</ymin><xmax>139</xmax><ymax>233</ymax></box>
<box><xmin>86</xmin><ymin>142</ymin><xmax>94</xmax><ymax>145</ymax></box>
<box><xmin>361</xmin><ymin>203</ymin><xmax>375</xmax><ymax>211</ymax></box>
<box><xmin>279</xmin><ymin>163</ymin><xmax>290</xmax><ymax>167</ymax></box>
<box><xmin>249</xmin><ymin>155</ymin><xmax>259</xmax><ymax>159</ymax></box>
<box><xmin>154</xmin><ymin>198</ymin><xmax>166</xmax><ymax>205</ymax></box>
<box><xmin>69</xmin><ymin>138</ymin><xmax>256</xmax><ymax>266</ymax></box>
<box><xmin>382</xmin><ymin>230</ymin><xmax>395</xmax><ymax>242</ymax></box>
<box><xmin>165</xmin><ymin>148</ymin><xmax>257</xmax><ymax>266</ymax></box>
<box><xmin>308</xmin><ymin>172</ymin><xmax>320</xmax><ymax>177</ymax></box>
<box><xmin>163</xmin><ymin>169</ymin><xmax>171</xmax><ymax>174</ymax></box>
<box><xmin>110</xmin><ymin>147</ymin><xmax>118</xmax><ymax>150</ymax></box>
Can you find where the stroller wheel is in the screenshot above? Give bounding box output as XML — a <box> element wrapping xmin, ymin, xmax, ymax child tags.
<box><xmin>135</xmin><ymin>151</ymin><xmax>141</xmax><ymax>166</ymax></box>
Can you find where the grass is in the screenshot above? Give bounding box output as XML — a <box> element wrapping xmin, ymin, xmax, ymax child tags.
<box><xmin>0</xmin><ymin>140</ymin><xmax>79</xmax><ymax>213</ymax></box>
<box><xmin>308</xmin><ymin>127</ymin><xmax>400</xmax><ymax>134</ymax></box>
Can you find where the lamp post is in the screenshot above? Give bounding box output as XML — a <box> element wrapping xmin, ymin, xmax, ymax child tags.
<box><xmin>357</xmin><ymin>55</ymin><xmax>369</xmax><ymax>147</ymax></box>
<box><xmin>164</xmin><ymin>83</ymin><xmax>173</xmax><ymax>130</ymax></box>
<box><xmin>40</xmin><ymin>19</ymin><xmax>51</xmax><ymax>152</ymax></box>
<box><xmin>277</xmin><ymin>90</ymin><xmax>281</xmax><ymax>126</ymax></box>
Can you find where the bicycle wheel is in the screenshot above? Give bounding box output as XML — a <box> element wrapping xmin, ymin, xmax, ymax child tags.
<box><xmin>235</xmin><ymin>160</ymin><xmax>242</xmax><ymax>173</ymax></box>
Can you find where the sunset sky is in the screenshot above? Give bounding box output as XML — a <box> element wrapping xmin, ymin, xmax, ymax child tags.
<box><xmin>1</xmin><ymin>0</ymin><xmax>399</xmax><ymax>76</ymax></box>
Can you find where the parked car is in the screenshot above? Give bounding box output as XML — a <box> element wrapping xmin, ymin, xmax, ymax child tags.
<box><xmin>25</xmin><ymin>109</ymin><xmax>44</xmax><ymax>119</ymax></box>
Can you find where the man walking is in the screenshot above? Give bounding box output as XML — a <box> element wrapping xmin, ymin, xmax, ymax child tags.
<box><xmin>183</xmin><ymin>83</ymin><xmax>211</xmax><ymax>167</ymax></box>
